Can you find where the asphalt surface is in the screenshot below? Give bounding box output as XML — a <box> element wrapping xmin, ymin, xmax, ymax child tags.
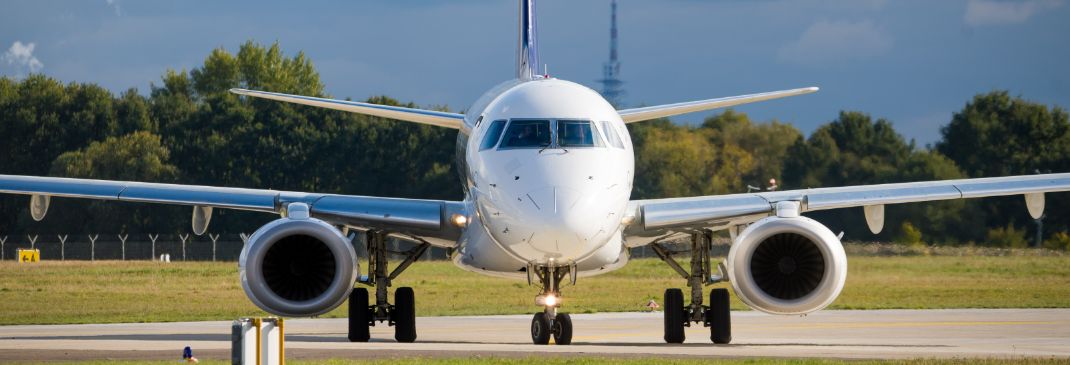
<box><xmin>1</xmin><ymin>309</ymin><xmax>1068</xmax><ymax>361</ymax></box>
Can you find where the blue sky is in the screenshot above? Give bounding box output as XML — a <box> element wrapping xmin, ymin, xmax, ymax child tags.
<box><xmin>2</xmin><ymin>0</ymin><xmax>1068</xmax><ymax>145</ymax></box>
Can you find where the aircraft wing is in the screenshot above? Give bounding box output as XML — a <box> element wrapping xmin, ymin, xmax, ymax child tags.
<box><xmin>0</xmin><ymin>174</ymin><xmax>466</xmax><ymax>244</ymax></box>
<box><xmin>617</xmin><ymin>87</ymin><xmax>819</xmax><ymax>123</ymax></box>
<box><xmin>624</xmin><ymin>173</ymin><xmax>1070</xmax><ymax>238</ymax></box>
<box><xmin>229</xmin><ymin>88</ymin><xmax>466</xmax><ymax>129</ymax></box>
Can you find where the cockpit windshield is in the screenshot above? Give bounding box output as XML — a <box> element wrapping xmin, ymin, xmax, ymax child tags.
<box><xmin>557</xmin><ymin>120</ymin><xmax>601</xmax><ymax>147</ymax></box>
<box><xmin>500</xmin><ymin>120</ymin><xmax>552</xmax><ymax>148</ymax></box>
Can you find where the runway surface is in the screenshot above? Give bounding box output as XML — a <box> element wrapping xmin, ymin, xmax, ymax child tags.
<box><xmin>1</xmin><ymin>309</ymin><xmax>1068</xmax><ymax>361</ymax></box>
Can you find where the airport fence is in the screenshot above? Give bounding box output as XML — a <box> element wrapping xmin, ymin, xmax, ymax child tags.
<box><xmin>0</xmin><ymin>233</ymin><xmax>452</xmax><ymax>262</ymax></box>
<box><xmin>0</xmin><ymin>233</ymin><xmax>719</xmax><ymax>262</ymax></box>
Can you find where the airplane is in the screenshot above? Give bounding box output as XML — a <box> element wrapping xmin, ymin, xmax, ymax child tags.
<box><xmin>2</xmin><ymin>0</ymin><xmax>1069</xmax><ymax>346</ymax></box>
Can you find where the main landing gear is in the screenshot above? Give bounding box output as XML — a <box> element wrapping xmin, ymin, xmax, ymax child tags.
<box><xmin>348</xmin><ymin>230</ymin><xmax>429</xmax><ymax>343</ymax></box>
<box><xmin>528</xmin><ymin>260</ymin><xmax>574</xmax><ymax>345</ymax></box>
<box><xmin>652</xmin><ymin>230</ymin><xmax>732</xmax><ymax>344</ymax></box>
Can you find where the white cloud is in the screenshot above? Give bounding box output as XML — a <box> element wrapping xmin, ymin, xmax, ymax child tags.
<box><xmin>106</xmin><ymin>0</ymin><xmax>122</xmax><ymax>16</ymax></box>
<box><xmin>964</xmin><ymin>0</ymin><xmax>1064</xmax><ymax>26</ymax></box>
<box><xmin>2</xmin><ymin>41</ymin><xmax>44</xmax><ymax>74</ymax></box>
<box><xmin>778</xmin><ymin>20</ymin><xmax>892</xmax><ymax>66</ymax></box>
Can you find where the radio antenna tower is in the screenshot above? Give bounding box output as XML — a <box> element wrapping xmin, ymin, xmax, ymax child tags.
<box><xmin>598</xmin><ymin>0</ymin><xmax>624</xmax><ymax>108</ymax></box>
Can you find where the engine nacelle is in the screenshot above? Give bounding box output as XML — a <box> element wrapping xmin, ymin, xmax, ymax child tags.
<box><xmin>726</xmin><ymin>215</ymin><xmax>847</xmax><ymax>315</ymax></box>
<box><xmin>239</xmin><ymin>217</ymin><xmax>357</xmax><ymax>317</ymax></box>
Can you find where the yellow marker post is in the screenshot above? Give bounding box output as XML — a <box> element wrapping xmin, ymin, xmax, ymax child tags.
<box><xmin>278</xmin><ymin>318</ymin><xmax>285</xmax><ymax>365</ymax></box>
<box><xmin>253</xmin><ymin>317</ymin><xmax>262</xmax><ymax>365</ymax></box>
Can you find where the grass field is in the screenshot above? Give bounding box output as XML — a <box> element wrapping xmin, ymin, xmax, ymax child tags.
<box><xmin>13</xmin><ymin>357</ymin><xmax>1070</xmax><ymax>365</ymax></box>
<box><xmin>1</xmin><ymin>249</ymin><xmax>1069</xmax><ymax>325</ymax></box>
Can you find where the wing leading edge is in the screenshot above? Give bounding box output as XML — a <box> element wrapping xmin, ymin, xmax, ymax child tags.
<box><xmin>0</xmin><ymin>174</ymin><xmax>465</xmax><ymax>243</ymax></box>
<box><xmin>229</xmin><ymin>88</ymin><xmax>465</xmax><ymax>129</ymax></box>
<box><xmin>617</xmin><ymin>87</ymin><xmax>819</xmax><ymax>123</ymax></box>
<box><xmin>626</xmin><ymin>173</ymin><xmax>1070</xmax><ymax>235</ymax></box>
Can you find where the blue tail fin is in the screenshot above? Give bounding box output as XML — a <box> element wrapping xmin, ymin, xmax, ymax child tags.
<box><xmin>517</xmin><ymin>0</ymin><xmax>540</xmax><ymax>80</ymax></box>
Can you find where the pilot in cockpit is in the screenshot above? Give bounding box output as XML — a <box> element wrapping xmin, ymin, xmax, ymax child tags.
<box><xmin>511</xmin><ymin>125</ymin><xmax>537</xmax><ymax>146</ymax></box>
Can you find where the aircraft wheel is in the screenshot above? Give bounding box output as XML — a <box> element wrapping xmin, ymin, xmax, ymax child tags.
<box><xmin>393</xmin><ymin>287</ymin><xmax>417</xmax><ymax>343</ymax></box>
<box><xmin>663</xmin><ymin>288</ymin><xmax>686</xmax><ymax>343</ymax></box>
<box><xmin>348</xmin><ymin>288</ymin><xmax>370</xmax><ymax>342</ymax></box>
<box><xmin>708</xmin><ymin>288</ymin><xmax>732</xmax><ymax>344</ymax></box>
<box><xmin>552</xmin><ymin>313</ymin><xmax>573</xmax><ymax>345</ymax></box>
<box><xmin>531</xmin><ymin>312</ymin><xmax>552</xmax><ymax>345</ymax></box>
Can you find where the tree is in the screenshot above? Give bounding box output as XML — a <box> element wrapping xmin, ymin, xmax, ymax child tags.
<box><xmin>782</xmin><ymin>111</ymin><xmax>975</xmax><ymax>243</ymax></box>
<box><xmin>702</xmin><ymin>109</ymin><xmax>801</xmax><ymax>189</ymax></box>
<box><xmin>936</xmin><ymin>91</ymin><xmax>1070</xmax><ymax>243</ymax></box>
<box><xmin>34</xmin><ymin>131</ymin><xmax>183</xmax><ymax>234</ymax></box>
<box><xmin>937</xmin><ymin>91</ymin><xmax>1070</xmax><ymax>178</ymax></box>
<box><xmin>50</xmin><ymin>131</ymin><xmax>177</xmax><ymax>181</ymax></box>
<box><xmin>633</xmin><ymin>124</ymin><xmax>730</xmax><ymax>198</ymax></box>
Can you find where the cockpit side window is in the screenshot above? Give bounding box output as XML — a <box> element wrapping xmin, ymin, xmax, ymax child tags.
<box><xmin>500</xmin><ymin>120</ymin><xmax>552</xmax><ymax>148</ymax></box>
<box><xmin>479</xmin><ymin>120</ymin><xmax>507</xmax><ymax>150</ymax></box>
<box><xmin>557</xmin><ymin>120</ymin><xmax>603</xmax><ymax>148</ymax></box>
<box><xmin>600</xmin><ymin>121</ymin><xmax>625</xmax><ymax>149</ymax></box>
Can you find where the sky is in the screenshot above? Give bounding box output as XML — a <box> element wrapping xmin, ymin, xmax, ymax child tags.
<box><xmin>2</xmin><ymin>0</ymin><xmax>1068</xmax><ymax>145</ymax></box>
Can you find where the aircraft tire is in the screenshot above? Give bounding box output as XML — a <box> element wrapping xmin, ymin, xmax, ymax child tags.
<box><xmin>393</xmin><ymin>287</ymin><xmax>417</xmax><ymax>343</ymax></box>
<box><xmin>348</xmin><ymin>288</ymin><xmax>370</xmax><ymax>342</ymax></box>
<box><xmin>708</xmin><ymin>288</ymin><xmax>732</xmax><ymax>344</ymax></box>
<box><xmin>531</xmin><ymin>312</ymin><xmax>552</xmax><ymax>345</ymax></box>
<box><xmin>553</xmin><ymin>312</ymin><xmax>573</xmax><ymax>345</ymax></box>
<box><xmin>664</xmin><ymin>288</ymin><xmax>686</xmax><ymax>343</ymax></box>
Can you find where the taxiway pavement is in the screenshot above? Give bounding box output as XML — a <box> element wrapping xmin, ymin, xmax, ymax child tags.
<box><xmin>0</xmin><ymin>309</ymin><xmax>1067</xmax><ymax>361</ymax></box>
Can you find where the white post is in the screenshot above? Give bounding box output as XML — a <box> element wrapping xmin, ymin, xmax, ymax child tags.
<box><xmin>179</xmin><ymin>234</ymin><xmax>190</xmax><ymax>261</ymax></box>
<box><xmin>27</xmin><ymin>235</ymin><xmax>38</xmax><ymax>250</ymax></box>
<box><xmin>57</xmin><ymin>235</ymin><xmax>68</xmax><ymax>261</ymax></box>
<box><xmin>87</xmin><ymin>235</ymin><xmax>99</xmax><ymax>261</ymax></box>
<box><xmin>149</xmin><ymin>234</ymin><xmax>159</xmax><ymax>260</ymax></box>
<box><xmin>0</xmin><ymin>236</ymin><xmax>7</xmax><ymax>261</ymax></box>
<box><xmin>209</xmin><ymin>233</ymin><xmax>220</xmax><ymax>262</ymax></box>
<box><xmin>118</xmin><ymin>234</ymin><xmax>129</xmax><ymax>260</ymax></box>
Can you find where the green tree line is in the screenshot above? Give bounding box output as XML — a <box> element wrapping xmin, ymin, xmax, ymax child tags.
<box><xmin>1</xmin><ymin>41</ymin><xmax>1067</xmax><ymax>248</ymax></box>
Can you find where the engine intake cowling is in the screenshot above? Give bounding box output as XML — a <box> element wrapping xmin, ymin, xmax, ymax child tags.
<box><xmin>239</xmin><ymin>217</ymin><xmax>357</xmax><ymax>317</ymax></box>
<box><xmin>727</xmin><ymin>215</ymin><xmax>847</xmax><ymax>315</ymax></box>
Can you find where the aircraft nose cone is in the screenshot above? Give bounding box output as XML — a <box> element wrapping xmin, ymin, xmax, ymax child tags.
<box><xmin>523</xmin><ymin>186</ymin><xmax>602</xmax><ymax>258</ymax></box>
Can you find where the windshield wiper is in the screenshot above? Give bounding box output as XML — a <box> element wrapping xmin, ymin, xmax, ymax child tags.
<box><xmin>539</xmin><ymin>144</ymin><xmax>568</xmax><ymax>154</ymax></box>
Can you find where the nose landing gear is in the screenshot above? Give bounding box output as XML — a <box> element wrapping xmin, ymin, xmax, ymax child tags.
<box><xmin>529</xmin><ymin>261</ymin><xmax>574</xmax><ymax>345</ymax></box>
<box><xmin>652</xmin><ymin>230</ymin><xmax>732</xmax><ymax>344</ymax></box>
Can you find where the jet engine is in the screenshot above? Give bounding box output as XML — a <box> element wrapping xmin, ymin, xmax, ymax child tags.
<box><xmin>726</xmin><ymin>215</ymin><xmax>847</xmax><ymax>315</ymax></box>
<box><xmin>239</xmin><ymin>216</ymin><xmax>358</xmax><ymax>317</ymax></box>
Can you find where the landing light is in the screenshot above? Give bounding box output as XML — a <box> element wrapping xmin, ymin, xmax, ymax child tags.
<box><xmin>450</xmin><ymin>214</ymin><xmax>468</xmax><ymax>227</ymax></box>
<box><xmin>535</xmin><ymin>294</ymin><xmax>559</xmax><ymax>307</ymax></box>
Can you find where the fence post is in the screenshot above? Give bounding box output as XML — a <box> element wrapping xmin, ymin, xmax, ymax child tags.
<box><xmin>118</xmin><ymin>234</ymin><xmax>129</xmax><ymax>261</ymax></box>
<box><xmin>27</xmin><ymin>235</ymin><xmax>38</xmax><ymax>250</ymax></box>
<box><xmin>149</xmin><ymin>234</ymin><xmax>159</xmax><ymax>260</ymax></box>
<box><xmin>58</xmin><ymin>235</ymin><xmax>68</xmax><ymax>261</ymax></box>
<box><xmin>87</xmin><ymin>235</ymin><xmax>99</xmax><ymax>261</ymax></box>
<box><xmin>209</xmin><ymin>233</ymin><xmax>220</xmax><ymax>262</ymax></box>
<box><xmin>0</xmin><ymin>236</ymin><xmax>6</xmax><ymax>261</ymax></box>
<box><xmin>179</xmin><ymin>234</ymin><xmax>190</xmax><ymax>261</ymax></box>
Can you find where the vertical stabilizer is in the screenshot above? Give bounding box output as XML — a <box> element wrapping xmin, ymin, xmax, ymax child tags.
<box><xmin>517</xmin><ymin>0</ymin><xmax>540</xmax><ymax>80</ymax></box>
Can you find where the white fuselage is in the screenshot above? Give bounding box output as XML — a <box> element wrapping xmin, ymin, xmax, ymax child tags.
<box><xmin>451</xmin><ymin>78</ymin><xmax>635</xmax><ymax>278</ymax></box>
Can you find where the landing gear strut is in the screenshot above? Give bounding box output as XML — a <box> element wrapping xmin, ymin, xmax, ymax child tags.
<box><xmin>529</xmin><ymin>261</ymin><xmax>574</xmax><ymax>345</ymax></box>
<box><xmin>652</xmin><ymin>230</ymin><xmax>732</xmax><ymax>344</ymax></box>
<box><xmin>348</xmin><ymin>230</ymin><xmax>429</xmax><ymax>343</ymax></box>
